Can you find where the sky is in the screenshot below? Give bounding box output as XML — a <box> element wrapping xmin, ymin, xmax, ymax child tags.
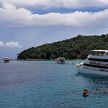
<box><xmin>0</xmin><ymin>0</ymin><xmax>108</xmax><ymax>58</ymax></box>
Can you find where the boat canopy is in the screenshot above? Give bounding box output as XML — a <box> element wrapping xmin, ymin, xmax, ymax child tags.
<box><xmin>3</xmin><ymin>57</ymin><xmax>11</xmax><ymax>60</ymax></box>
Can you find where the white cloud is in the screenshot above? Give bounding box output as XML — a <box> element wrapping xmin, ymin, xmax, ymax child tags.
<box><xmin>0</xmin><ymin>3</ymin><xmax>108</xmax><ymax>28</ymax></box>
<box><xmin>0</xmin><ymin>0</ymin><xmax>108</xmax><ymax>8</ymax></box>
<box><xmin>98</xmin><ymin>0</ymin><xmax>108</xmax><ymax>4</ymax></box>
<box><xmin>0</xmin><ymin>41</ymin><xmax>21</xmax><ymax>48</ymax></box>
<box><xmin>0</xmin><ymin>41</ymin><xmax>4</xmax><ymax>46</ymax></box>
<box><xmin>0</xmin><ymin>3</ymin><xmax>33</xmax><ymax>25</ymax></box>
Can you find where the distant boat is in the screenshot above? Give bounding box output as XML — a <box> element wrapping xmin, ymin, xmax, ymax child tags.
<box><xmin>77</xmin><ymin>50</ymin><xmax>108</xmax><ymax>76</ymax></box>
<box><xmin>1</xmin><ymin>57</ymin><xmax>11</xmax><ymax>63</ymax></box>
<box><xmin>57</xmin><ymin>57</ymin><xmax>65</xmax><ymax>64</ymax></box>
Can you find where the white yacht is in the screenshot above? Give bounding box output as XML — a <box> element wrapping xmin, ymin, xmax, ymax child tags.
<box><xmin>77</xmin><ymin>50</ymin><xmax>108</xmax><ymax>76</ymax></box>
<box><xmin>2</xmin><ymin>57</ymin><xmax>11</xmax><ymax>63</ymax></box>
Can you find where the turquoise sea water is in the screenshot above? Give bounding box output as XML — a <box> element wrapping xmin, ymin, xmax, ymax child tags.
<box><xmin>0</xmin><ymin>60</ymin><xmax>108</xmax><ymax>108</ymax></box>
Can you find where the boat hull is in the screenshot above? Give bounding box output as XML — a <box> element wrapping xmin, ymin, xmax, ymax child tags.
<box><xmin>77</xmin><ymin>66</ymin><xmax>108</xmax><ymax>76</ymax></box>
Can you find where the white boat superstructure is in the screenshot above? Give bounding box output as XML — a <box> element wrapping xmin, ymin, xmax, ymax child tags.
<box><xmin>77</xmin><ymin>50</ymin><xmax>108</xmax><ymax>76</ymax></box>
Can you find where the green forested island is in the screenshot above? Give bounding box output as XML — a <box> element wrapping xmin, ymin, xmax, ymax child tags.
<box><xmin>17</xmin><ymin>34</ymin><xmax>108</xmax><ymax>60</ymax></box>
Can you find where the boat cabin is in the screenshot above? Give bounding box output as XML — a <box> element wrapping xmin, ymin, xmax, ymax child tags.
<box><xmin>87</xmin><ymin>50</ymin><xmax>108</xmax><ymax>60</ymax></box>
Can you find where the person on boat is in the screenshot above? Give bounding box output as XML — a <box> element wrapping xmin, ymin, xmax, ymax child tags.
<box><xmin>82</xmin><ymin>89</ymin><xmax>89</xmax><ymax>97</ymax></box>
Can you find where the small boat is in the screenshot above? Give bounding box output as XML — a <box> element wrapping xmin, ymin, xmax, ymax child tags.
<box><xmin>57</xmin><ymin>57</ymin><xmax>65</xmax><ymax>64</ymax></box>
<box><xmin>77</xmin><ymin>50</ymin><xmax>108</xmax><ymax>76</ymax></box>
<box><xmin>2</xmin><ymin>57</ymin><xmax>11</xmax><ymax>63</ymax></box>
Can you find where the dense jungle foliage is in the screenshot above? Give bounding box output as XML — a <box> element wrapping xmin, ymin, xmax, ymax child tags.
<box><xmin>17</xmin><ymin>34</ymin><xmax>108</xmax><ymax>60</ymax></box>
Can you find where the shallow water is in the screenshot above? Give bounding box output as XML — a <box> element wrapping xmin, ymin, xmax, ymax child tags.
<box><xmin>0</xmin><ymin>60</ymin><xmax>108</xmax><ymax>108</ymax></box>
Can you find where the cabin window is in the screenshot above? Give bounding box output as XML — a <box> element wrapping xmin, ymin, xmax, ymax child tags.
<box><xmin>98</xmin><ymin>51</ymin><xmax>105</xmax><ymax>56</ymax></box>
<box><xmin>90</xmin><ymin>51</ymin><xmax>95</xmax><ymax>55</ymax></box>
<box><xmin>90</xmin><ymin>51</ymin><xmax>105</xmax><ymax>56</ymax></box>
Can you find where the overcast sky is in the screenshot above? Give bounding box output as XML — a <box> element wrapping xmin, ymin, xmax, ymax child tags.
<box><xmin>0</xmin><ymin>0</ymin><xmax>108</xmax><ymax>58</ymax></box>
